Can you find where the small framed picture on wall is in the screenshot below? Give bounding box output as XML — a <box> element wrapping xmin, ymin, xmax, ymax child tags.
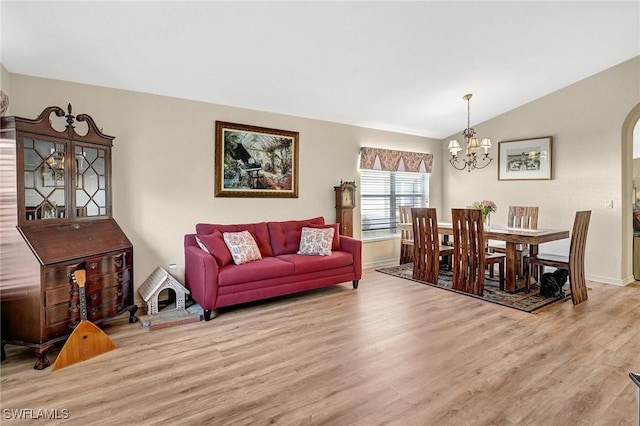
<box><xmin>498</xmin><ymin>136</ymin><xmax>553</xmax><ymax>180</ymax></box>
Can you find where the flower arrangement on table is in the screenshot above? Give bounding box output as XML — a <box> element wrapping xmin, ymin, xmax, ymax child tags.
<box><xmin>472</xmin><ymin>200</ymin><xmax>497</xmax><ymax>225</ymax></box>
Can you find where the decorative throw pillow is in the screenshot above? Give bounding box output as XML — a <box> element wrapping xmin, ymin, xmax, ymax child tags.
<box><xmin>195</xmin><ymin>236</ymin><xmax>209</xmax><ymax>253</ymax></box>
<box><xmin>297</xmin><ymin>227</ymin><xmax>335</xmax><ymax>256</ymax></box>
<box><xmin>308</xmin><ymin>223</ymin><xmax>340</xmax><ymax>250</ymax></box>
<box><xmin>197</xmin><ymin>231</ymin><xmax>233</xmax><ymax>267</ymax></box>
<box><xmin>223</xmin><ymin>230</ymin><xmax>263</xmax><ymax>265</ymax></box>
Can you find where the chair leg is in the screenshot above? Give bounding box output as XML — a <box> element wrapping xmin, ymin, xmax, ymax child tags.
<box><xmin>499</xmin><ymin>262</ymin><xmax>504</xmax><ymax>291</ymax></box>
<box><xmin>569</xmin><ymin>269</ymin><xmax>588</xmax><ymax>305</ymax></box>
<box><xmin>400</xmin><ymin>244</ymin><xmax>412</xmax><ymax>265</ymax></box>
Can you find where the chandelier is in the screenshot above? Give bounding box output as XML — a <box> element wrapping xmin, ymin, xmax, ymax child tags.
<box><xmin>447</xmin><ymin>93</ymin><xmax>492</xmax><ymax>172</ymax></box>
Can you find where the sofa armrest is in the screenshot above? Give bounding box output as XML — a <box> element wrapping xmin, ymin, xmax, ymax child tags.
<box><xmin>339</xmin><ymin>236</ymin><xmax>362</xmax><ymax>280</ymax></box>
<box><xmin>185</xmin><ymin>245</ymin><xmax>219</xmax><ymax>310</ymax></box>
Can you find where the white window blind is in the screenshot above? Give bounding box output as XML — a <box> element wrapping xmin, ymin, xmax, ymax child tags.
<box><xmin>360</xmin><ymin>170</ymin><xmax>429</xmax><ymax>239</ymax></box>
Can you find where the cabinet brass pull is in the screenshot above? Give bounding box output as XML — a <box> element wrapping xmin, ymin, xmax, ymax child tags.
<box><xmin>89</xmin><ymin>262</ymin><xmax>98</xmax><ymax>270</ymax></box>
<box><xmin>69</xmin><ymin>288</ymin><xmax>79</xmax><ymax>297</ymax></box>
<box><xmin>114</xmin><ymin>257</ymin><xmax>123</xmax><ymax>268</ymax></box>
<box><xmin>68</xmin><ymin>304</ymin><xmax>79</xmax><ymax>313</ymax></box>
<box><xmin>90</xmin><ymin>293</ymin><xmax>99</xmax><ymax>301</ymax></box>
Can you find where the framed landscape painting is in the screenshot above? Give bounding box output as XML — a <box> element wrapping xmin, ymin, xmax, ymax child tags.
<box><xmin>214</xmin><ymin>121</ymin><xmax>299</xmax><ymax>198</ymax></box>
<box><xmin>498</xmin><ymin>136</ymin><xmax>553</xmax><ymax>181</ymax></box>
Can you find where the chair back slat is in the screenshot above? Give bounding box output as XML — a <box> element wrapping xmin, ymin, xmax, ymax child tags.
<box><xmin>569</xmin><ymin>210</ymin><xmax>591</xmax><ymax>303</ymax></box>
<box><xmin>451</xmin><ymin>208</ymin><xmax>486</xmax><ymax>295</ymax></box>
<box><xmin>507</xmin><ymin>206</ymin><xmax>539</xmax><ymax>229</ymax></box>
<box><xmin>399</xmin><ymin>206</ymin><xmax>413</xmax><ymax>241</ymax></box>
<box><xmin>411</xmin><ymin>208</ymin><xmax>441</xmax><ymax>284</ymax></box>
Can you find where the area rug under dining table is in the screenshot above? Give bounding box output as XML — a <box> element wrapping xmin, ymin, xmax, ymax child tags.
<box><xmin>376</xmin><ymin>263</ymin><xmax>570</xmax><ymax>313</ymax></box>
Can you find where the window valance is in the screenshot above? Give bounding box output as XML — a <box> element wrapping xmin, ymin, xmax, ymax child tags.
<box><xmin>359</xmin><ymin>147</ymin><xmax>433</xmax><ymax>173</ymax></box>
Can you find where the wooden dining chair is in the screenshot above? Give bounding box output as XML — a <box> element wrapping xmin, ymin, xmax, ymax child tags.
<box><xmin>489</xmin><ymin>206</ymin><xmax>539</xmax><ymax>278</ymax></box>
<box><xmin>399</xmin><ymin>205</ymin><xmax>414</xmax><ymax>264</ymax></box>
<box><xmin>525</xmin><ymin>210</ymin><xmax>591</xmax><ymax>305</ymax></box>
<box><xmin>411</xmin><ymin>208</ymin><xmax>453</xmax><ymax>284</ymax></box>
<box><xmin>451</xmin><ymin>208</ymin><xmax>506</xmax><ymax>295</ymax></box>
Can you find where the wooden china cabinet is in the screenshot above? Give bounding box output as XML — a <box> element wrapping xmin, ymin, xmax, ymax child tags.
<box><xmin>0</xmin><ymin>104</ymin><xmax>137</xmax><ymax>370</ymax></box>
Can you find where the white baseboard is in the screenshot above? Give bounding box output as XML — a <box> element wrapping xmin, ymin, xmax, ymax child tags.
<box><xmin>586</xmin><ymin>274</ymin><xmax>627</xmax><ymax>287</ymax></box>
<box><xmin>363</xmin><ymin>258</ymin><xmax>399</xmax><ymax>270</ymax></box>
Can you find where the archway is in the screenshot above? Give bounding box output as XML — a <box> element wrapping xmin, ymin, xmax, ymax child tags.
<box><xmin>621</xmin><ymin>103</ymin><xmax>640</xmax><ymax>283</ymax></box>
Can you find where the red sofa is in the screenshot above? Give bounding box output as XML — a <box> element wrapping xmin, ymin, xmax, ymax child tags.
<box><xmin>184</xmin><ymin>216</ymin><xmax>362</xmax><ymax>320</ymax></box>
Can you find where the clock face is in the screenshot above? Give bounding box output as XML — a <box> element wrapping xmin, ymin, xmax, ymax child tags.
<box><xmin>342</xmin><ymin>189</ymin><xmax>353</xmax><ymax>207</ymax></box>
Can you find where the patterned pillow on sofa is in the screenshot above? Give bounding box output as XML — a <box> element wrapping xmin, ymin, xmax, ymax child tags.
<box><xmin>297</xmin><ymin>227</ymin><xmax>335</xmax><ymax>256</ymax></box>
<box><xmin>223</xmin><ymin>230</ymin><xmax>263</xmax><ymax>265</ymax></box>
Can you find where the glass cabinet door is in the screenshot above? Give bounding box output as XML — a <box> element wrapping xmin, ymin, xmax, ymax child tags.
<box><xmin>75</xmin><ymin>145</ymin><xmax>108</xmax><ymax>217</ymax></box>
<box><xmin>23</xmin><ymin>137</ymin><xmax>68</xmax><ymax>221</ymax></box>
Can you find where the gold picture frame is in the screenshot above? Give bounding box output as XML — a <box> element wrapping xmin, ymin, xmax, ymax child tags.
<box><xmin>214</xmin><ymin>121</ymin><xmax>299</xmax><ymax>198</ymax></box>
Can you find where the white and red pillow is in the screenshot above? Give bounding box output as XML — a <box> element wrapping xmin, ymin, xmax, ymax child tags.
<box><xmin>223</xmin><ymin>230</ymin><xmax>262</xmax><ymax>265</ymax></box>
<box><xmin>297</xmin><ymin>227</ymin><xmax>335</xmax><ymax>256</ymax></box>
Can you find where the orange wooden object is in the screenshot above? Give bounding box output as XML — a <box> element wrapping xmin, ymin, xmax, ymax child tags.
<box><xmin>451</xmin><ymin>209</ymin><xmax>505</xmax><ymax>295</ymax></box>
<box><xmin>52</xmin><ymin>270</ymin><xmax>116</xmax><ymax>371</ymax></box>
<box><xmin>411</xmin><ymin>208</ymin><xmax>453</xmax><ymax>284</ymax></box>
<box><xmin>525</xmin><ymin>211</ymin><xmax>591</xmax><ymax>304</ymax></box>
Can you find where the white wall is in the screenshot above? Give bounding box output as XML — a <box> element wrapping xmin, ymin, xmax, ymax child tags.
<box><xmin>442</xmin><ymin>57</ymin><xmax>640</xmax><ymax>285</ymax></box>
<box><xmin>6</xmin><ymin>73</ymin><xmax>442</xmax><ymax>288</ymax></box>
<box><xmin>6</xmin><ymin>57</ymin><xmax>637</xmax><ymax>287</ymax></box>
<box><xmin>634</xmin><ymin>119</ymin><xmax>640</xmax><ymax>159</ymax></box>
<box><xmin>0</xmin><ymin>64</ymin><xmax>11</xmax><ymax>115</ymax></box>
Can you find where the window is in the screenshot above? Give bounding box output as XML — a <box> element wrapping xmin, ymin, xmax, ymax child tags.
<box><xmin>360</xmin><ymin>170</ymin><xmax>429</xmax><ymax>239</ymax></box>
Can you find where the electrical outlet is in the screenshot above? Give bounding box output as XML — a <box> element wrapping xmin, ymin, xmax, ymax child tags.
<box><xmin>605</xmin><ymin>200</ymin><xmax>613</xmax><ymax>209</ymax></box>
<box><xmin>169</xmin><ymin>263</ymin><xmax>177</xmax><ymax>275</ymax></box>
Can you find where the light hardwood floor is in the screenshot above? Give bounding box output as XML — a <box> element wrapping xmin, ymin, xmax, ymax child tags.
<box><xmin>1</xmin><ymin>270</ymin><xmax>639</xmax><ymax>425</ymax></box>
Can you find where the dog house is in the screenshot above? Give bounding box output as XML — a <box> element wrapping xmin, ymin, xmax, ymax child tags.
<box><xmin>139</xmin><ymin>267</ymin><xmax>190</xmax><ymax>315</ymax></box>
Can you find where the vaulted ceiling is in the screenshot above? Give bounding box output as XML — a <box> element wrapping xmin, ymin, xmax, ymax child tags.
<box><xmin>1</xmin><ymin>1</ymin><xmax>638</xmax><ymax>138</ymax></box>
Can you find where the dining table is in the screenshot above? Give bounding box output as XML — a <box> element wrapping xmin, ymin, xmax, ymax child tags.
<box><xmin>400</xmin><ymin>221</ymin><xmax>570</xmax><ymax>293</ymax></box>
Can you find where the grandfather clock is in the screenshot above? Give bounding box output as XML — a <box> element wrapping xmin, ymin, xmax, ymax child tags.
<box><xmin>334</xmin><ymin>181</ymin><xmax>356</xmax><ymax>237</ymax></box>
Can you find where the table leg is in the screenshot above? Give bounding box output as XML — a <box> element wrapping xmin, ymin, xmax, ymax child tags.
<box><xmin>505</xmin><ymin>242</ymin><xmax>517</xmax><ymax>292</ymax></box>
<box><xmin>529</xmin><ymin>244</ymin><xmax>539</xmax><ymax>283</ymax></box>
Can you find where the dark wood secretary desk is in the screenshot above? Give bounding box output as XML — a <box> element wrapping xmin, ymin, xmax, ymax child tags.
<box><xmin>0</xmin><ymin>105</ymin><xmax>138</xmax><ymax>369</ymax></box>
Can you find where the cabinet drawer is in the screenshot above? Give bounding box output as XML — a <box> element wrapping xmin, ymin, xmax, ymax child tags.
<box><xmin>45</xmin><ymin>302</ymin><xmax>78</xmax><ymax>325</ymax></box>
<box><xmin>44</xmin><ymin>264</ymin><xmax>77</xmax><ymax>289</ymax></box>
<box><xmin>86</xmin><ymin>286</ymin><xmax>122</xmax><ymax>307</ymax></box>
<box><xmin>45</xmin><ymin>286</ymin><xmax>73</xmax><ymax>307</ymax></box>
<box><xmin>86</xmin><ymin>302</ymin><xmax>118</xmax><ymax>323</ymax></box>
<box><xmin>85</xmin><ymin>251</ymin><xmax>131</xmax><ymax>277</ymax></box>
<box><xmin>45</xmin><ymin>301</ymin><xmax>118</xmax><ymax>337</ymax></box>
<box><xmin>44</xmin><ymin>319</ymin><xmax>75</xmax><ymax>342</ymax></box>
<box><xmin>85</xmin><ymin>269</ymin><xmax>130</xmax><ymax>293</ymax></box>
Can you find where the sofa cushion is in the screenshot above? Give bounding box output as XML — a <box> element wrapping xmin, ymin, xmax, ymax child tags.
<box><xmin>218</xmin><ymin>257</ymin><xmax>296</xmax><ymax>286</ymax></box>
<box><xmin>267</xmin><ymin>216</ymin><xmax>325</xmax><ymax>256</ymax></box>
<box><xmin>197</xmin><ymin>231</ymin><xmax>233</xmax><ymax>267</ymax></box>
<box><xmin>278</xmin><ymin>251</ymin><xmax>353</xmax><ymax>275</ymax></box>
<box><xmin>298</xmin><ymin>227</ymin><xmax>335</xmax><ymax>256</ymax></box>
<box><xmin>196</xmin><ymin>222</ymin><xmax>273</xmax><ymax>257</ymax></box>
<box><xmin>307</xmin><ymin>223</ymin><xmax>340</xmax><ymax>251</ymax></box>
<box><xmin>223</xmin><ymin>230</ymin><xmax>262</xmax><ymax>265</ymax></box>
